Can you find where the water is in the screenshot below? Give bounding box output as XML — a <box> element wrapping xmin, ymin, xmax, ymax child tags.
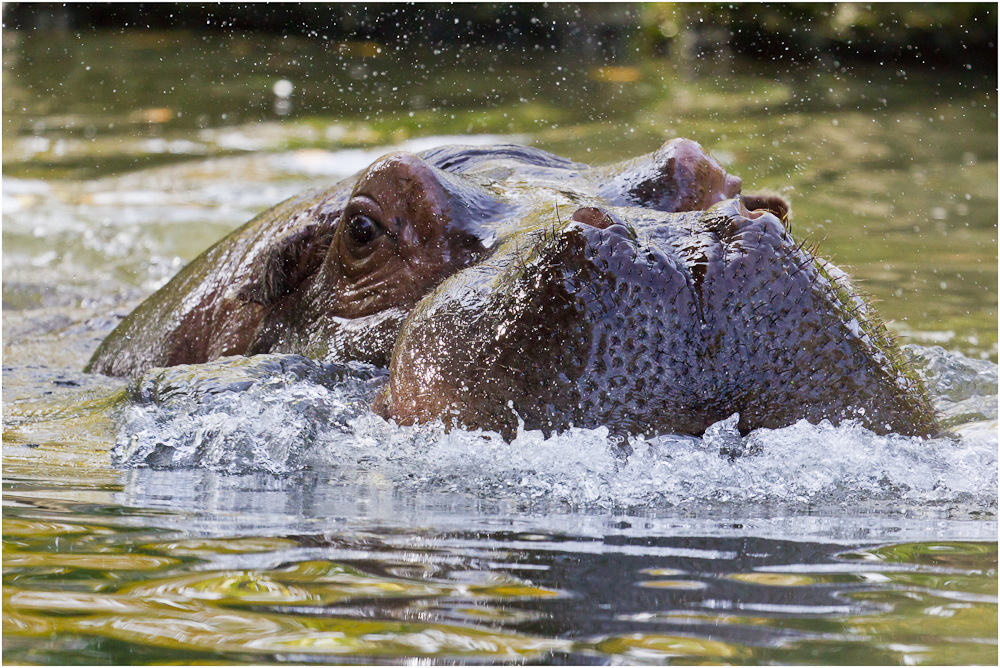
<box><xmin>3</xmin><ymin>29</ymin><xmax>998</xmax><ymax>665</ymax></box>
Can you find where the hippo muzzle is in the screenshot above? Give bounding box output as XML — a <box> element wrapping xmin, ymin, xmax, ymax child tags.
<box><xmin>384</xmin><ymin>198</ymin><xmax>936</xmax><ymax>438</ymax></box>
<box><xmin>86</xmin><ymin>139</ymin><xmax>938</xmax><ymax>438</ymax></box>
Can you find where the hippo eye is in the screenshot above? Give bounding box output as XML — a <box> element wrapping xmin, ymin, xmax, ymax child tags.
<box><xmin>347</xmin><ymin>214</ymin><xmax>382</xmax><ymax>247</ymax></box>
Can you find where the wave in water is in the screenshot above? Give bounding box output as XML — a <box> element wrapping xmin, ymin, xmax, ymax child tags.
<box><xmin>112</xmin><ymin>345</ymin><xmax>997</xmax><ymax>513</ymax></box>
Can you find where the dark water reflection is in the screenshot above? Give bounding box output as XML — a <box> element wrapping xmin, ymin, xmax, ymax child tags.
<box><xmin>4</xmin><ymin>468</ymin><xmax>996</xmax><ymax>664</ymax></box>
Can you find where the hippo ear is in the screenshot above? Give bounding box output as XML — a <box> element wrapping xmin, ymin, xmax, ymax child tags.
<box><xmin>594</xmin><ymin>138</ymin><xmax>742</xmax><ymax>212</ymax></box>
<box><xmin>237</xmin><ymin>212</ymin><xmax>339</xmax><ymax>307</ymax></box>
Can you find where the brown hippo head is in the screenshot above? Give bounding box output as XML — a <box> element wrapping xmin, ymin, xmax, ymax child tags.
<box><xmin>86</xmin><ymin>139</ymin><xmax>937</xmax><ymax>438</ymax></box>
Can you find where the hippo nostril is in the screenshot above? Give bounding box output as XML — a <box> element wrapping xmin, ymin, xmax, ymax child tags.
<box><xmin>570</xmin><ymin>206</ymin><xmax>616</xmax><ymax>229</ymax></box>
<box><xmin>741</xmin><ymin>193</ymin><xmax>791</xmax><ymax>223</ymax></box>
<box><xmin>734</xmin><ymin>198</ymin><xmax>771</xmax><ymax>221</ymax></box>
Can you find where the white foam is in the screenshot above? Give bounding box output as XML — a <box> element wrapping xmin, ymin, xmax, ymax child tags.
<box><xmin>113</xmin><ymin>347</ymin><xmax>998</xmax><ymax>516</ymax></box>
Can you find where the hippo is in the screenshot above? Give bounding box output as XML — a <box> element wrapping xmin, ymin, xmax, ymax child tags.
<box><xmin>86</xmin><ymin>138</ymin><xmax>938</xmax><ymax>438</ymax></box>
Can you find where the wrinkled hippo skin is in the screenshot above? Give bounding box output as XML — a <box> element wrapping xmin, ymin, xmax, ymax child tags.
<box><xmin>87</xmin><ymin>138</ymin><xmax>938</xmax><ymax>438</ymax></box>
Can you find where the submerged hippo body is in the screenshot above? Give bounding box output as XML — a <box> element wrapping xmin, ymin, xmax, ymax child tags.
<box><xmin>87</xmin><ymin>139</ymin><xmax>937</xmax><ymax>437</ymax></box>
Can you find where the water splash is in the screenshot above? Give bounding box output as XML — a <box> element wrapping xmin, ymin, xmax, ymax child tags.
<box><xmin>113</xmin><ymin>346</ymin><xmax>997</xmax><ymax>513</ymax></box>
<box><xmin>113</xmin><ymin>356</ymin><xmax>384</xmax><ymax>475</ymax></box>
<box><xmin>904</xmin><ymin>344</ymin><xmax>998</xmax><ymax>429</ymax></box>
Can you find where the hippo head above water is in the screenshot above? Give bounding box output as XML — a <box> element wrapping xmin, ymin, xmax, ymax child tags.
<box><xmin>87</xmin><ymin>138</ymin><xmax>938</xmax><ymax>438</ymax></box>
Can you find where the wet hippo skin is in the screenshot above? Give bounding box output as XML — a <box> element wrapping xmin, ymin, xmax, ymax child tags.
<box><xmin>86</xmin><ymin>139</ymin><xmax>938</xmax><ymax>438</ymax></box>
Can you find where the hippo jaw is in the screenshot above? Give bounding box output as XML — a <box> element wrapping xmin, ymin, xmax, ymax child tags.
<box><xmin>382</xmin><ymin>198</ymin><xmax>937</xmax><ymax>439</ymax></box>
